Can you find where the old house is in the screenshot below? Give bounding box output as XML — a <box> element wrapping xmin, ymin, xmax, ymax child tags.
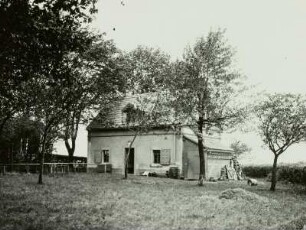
<box><xmin>87</xmin><ymin>95</ymin><xmax>233</xmax><ymax>179</ymax></box>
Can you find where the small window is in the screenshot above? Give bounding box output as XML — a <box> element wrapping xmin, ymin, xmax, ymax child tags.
<box><xmin>153</xmin><ymin>150</ymin><xmax>161</xmax><ymax>164</ymax></box>
<box><xmin>122</xmin><ymin>103</ymin><xmax>145</xmax><ymax>125</ymax></box>
<box><xmin>103</xmin><ymin>149</ymin><xmax>110</xmax><ymax>163</ymax></box>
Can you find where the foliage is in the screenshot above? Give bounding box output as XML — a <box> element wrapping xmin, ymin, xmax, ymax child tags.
<box><xmin>123</xmin><ymin>46</ymin><xmax>171</xmax><ymax>94</ymax></box>
<box><xmin>168</xmin><ymin>29</ymin><xmax>246</xmax><ymax>129</ymax></box>
<box><xmin>277</xmin><ymin>165</ymin><xmax>306</xmax><ymax>184</ymax></box>
<box><xmin>255</xmin><ymin>93</ymin><xmax>306</xmax><ymax>190</ymax></box>
<box><xmin>242</xmin><ymin>165</ymin><xmax>272</xmax><ymax>178</ymax></box>
<box><xmin>0</xmin><ymin>0</ymin><xmax>98</xmax><ymax>135</ymax></box>
<box><xmin>243</xmin><ymin>164</ymin><xmax>306</xmax><ymax>185</ymax></box>
<box><xmin>115</xmin><ymin>46</ymin><xmax>172</xmax><ymax>179</ymax></box>
<box><xmin>166</xmin><ymin>29</ymin><xmax>246</xmax><ymax>184</ymax></box>
<box><xmin>230</xmin><ymin>141</ymin><xmax>251</xmax><ymax>156</ymax></box>
<box><xmin>0</xmin><ymin>116</ymin><xmax>42</xmax><ymax>164</ymax></box>
<box><xmin>60</xmin><ymin>39</ymin><xmax>125</xmax><ymax>162</ymax></box>
<box><xmin>256</xmin><ymin>94</ymin><xmax>306</xmax><ymax>155</ymax></box>
<box><xmin>123</xmin><ymin>92</ymin><xmax>173</xmax><ymax>179</ymax></box>
<box><xmin>0</xmin><ymin>0</ymin><xmax>99</xmax><ymax>183</ymax></box>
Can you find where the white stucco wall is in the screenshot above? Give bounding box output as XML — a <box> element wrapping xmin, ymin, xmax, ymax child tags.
<box><xmin>88</xmin><ymin>129</ymin><xmax>183</xmax><ymax>175</ymax></box>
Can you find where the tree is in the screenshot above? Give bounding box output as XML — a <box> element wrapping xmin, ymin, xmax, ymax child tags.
<box><xmin>1</xmin><ymin>0</ymin><xmax>99</xmax><ymax>184</ymax></box>
<box><xmin>118</xmin><ymin>46</ymin><xmax>172</xmax><ymax>178</ymax></box>
<box><xmin>0</xmin><ymin>0</ymin><xmax>41</xmax><ymax>136</ymax></box>
<box><xmin>123</xmin><ymin>93</ymin><xmax>171</xmax><ymax>179</ymax></box>
<box><xmin>123</xmin><ymin>46</ymin><xmax>171</xmax><ymax>93</ymax></box>
<box><xmin>230</xmin><ymin>141</ymin><xmax>251</xmax><ymax>157</ymax></box>
<box><xmin>61</xmin><ymin>39</ymin><xmax>125</xmax><ymax>168</ymax></box>
<box><xmin>166</xmin><ymin>29</ymin><xmax>246</xmax><ymax>186</ymax></box>
<box><xmin>255</xmin><ymin>93</ymin><xmax>306</xmax><ymax>191</ymax></box>
<box><xmin>0</xmin><ymin>0</ymin><xmax>99</xmax><ymax>135</ymax></box>
<box><xmin>0</xmin><ymin>116</ymin><xmax>41</xmax><ymax>164</ymax></box>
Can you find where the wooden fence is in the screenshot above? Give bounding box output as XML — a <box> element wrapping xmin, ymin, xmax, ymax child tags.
<box><xmin>0</xmin><ymin>163</ymin><xmax>94</xmax><ymax>175</ymax></box>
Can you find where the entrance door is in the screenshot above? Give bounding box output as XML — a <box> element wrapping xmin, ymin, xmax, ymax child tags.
<box><xmin>125</xmin><ymin>148</ymin><xmax>134</xmax><ymax>174</ymax></box>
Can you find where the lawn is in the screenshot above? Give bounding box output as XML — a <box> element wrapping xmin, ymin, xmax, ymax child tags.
<box><xmin>1</xmin><ymin>173</ymin><xmax>306</xmax><ymax>230</ymax></box>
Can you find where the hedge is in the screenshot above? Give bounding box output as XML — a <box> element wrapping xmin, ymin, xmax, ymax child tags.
<box><xmin>243</xmin><ymin>165</ymin><xmax>306</xmax><ymax>185</ymax></box>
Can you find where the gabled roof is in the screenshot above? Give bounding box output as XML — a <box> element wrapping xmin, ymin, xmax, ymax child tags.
<box><xmin>87</xmin><ymin>95</ymin><xmax>136</xmax><ymax>130</ymax></box>
<box><xmin>181</xmin><ymin>127</ymin><xmax>233</xmax><ymax>153</ymax></box>
<box><xmin>87</xmin><ymin>93</ymin><xmax>175</xmax><ymax>131</ymax></box>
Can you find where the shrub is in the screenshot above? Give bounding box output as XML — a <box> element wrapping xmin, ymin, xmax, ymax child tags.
<box><xmin>242</xmin><ymin>165</ymin><xmax>272</xmax><ymax>178</ymax></box>
<box><xmin>243</xmin><ymin>165</ymin><xmax>306</xmax><ymax>185</ymax></box>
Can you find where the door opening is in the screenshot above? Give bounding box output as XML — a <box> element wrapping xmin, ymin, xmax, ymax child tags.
<box><xmin>125</xmin><ymin>148</ymin><xmax>134</xmax><ymax>174</ymax></box>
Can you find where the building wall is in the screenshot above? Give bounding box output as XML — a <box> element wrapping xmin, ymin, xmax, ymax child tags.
<box><xmin>88</xmin><ymin>129</ymin><xmax>183</xmax><ymax>175</ymax></box>
<box><xmin>182</xmin><ymin>137</ymin><xmax>232</xmax><ymax>179</ymax></box>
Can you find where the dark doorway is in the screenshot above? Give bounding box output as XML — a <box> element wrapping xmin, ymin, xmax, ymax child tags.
<box><xmin>125</xmin><ymin>148</ymin><xmax>134</xmax><ymax>174</ymax></box>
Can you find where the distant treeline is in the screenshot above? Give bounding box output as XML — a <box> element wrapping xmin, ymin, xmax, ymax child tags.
<box><xmin>243</xmin><ymin>164</ymin><xmax>306</xmax><ymax>185</ymax></box>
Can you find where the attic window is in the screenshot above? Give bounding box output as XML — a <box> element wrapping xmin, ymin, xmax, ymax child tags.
<box><xmin>122</xmin><ymin>103</ymin><xmax>144</xmax><ymax>125</ymax></box>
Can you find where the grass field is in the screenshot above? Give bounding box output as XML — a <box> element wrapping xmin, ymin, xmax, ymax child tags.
<box><xmin>1</xmin><ymin>173</ymin><xmax>306</xmax><ymax>230</ymax></box>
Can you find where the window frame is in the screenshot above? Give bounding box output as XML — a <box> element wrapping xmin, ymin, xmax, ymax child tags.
<box><xmin>102</xmin><ymin>149</ymin><xmax>110</xmax><ymax>163</ymax></box>
<box><xmin>153</xmin><ymin>149</ymin><xmax>161</xmax><ymax>164</ymax></box>
<box><xmin>152</xmin><ymin>148</ymin><xmax>171</xmax><ymax>166</ymax></box>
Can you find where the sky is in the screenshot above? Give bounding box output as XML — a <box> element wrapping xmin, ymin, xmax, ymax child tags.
<box><xmin>55</xmin><ymin>0</ymin><xmax>306</xmax><ymax>165</ymax></box>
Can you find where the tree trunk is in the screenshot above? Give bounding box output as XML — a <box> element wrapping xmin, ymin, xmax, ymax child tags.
<box><xmin>0</xmin><ymin>115</ymin><xmax>10</xmax><ymax>138</ymax></box>
<box><xmin>64</xmin><ymin>113</ymin><xmax>80</xmax><ymax>171</ymax></box>
<box><xmin>270</xmin><ymin>154</ymin><xmax>279</xmax><ymax>191</ymax></box>
<box><xmin>124</xmin><ymin>132</ymin><xmax>138</xmax><ymax>179</ymax></box>
<box><xmin>65</xmin><ymin>138</ymin><xmax>76</xmax><ymax>171</ymax></box>
<box><xmin>38</xmin><ymin>132</ymin><xmax>48</xmax><ymax>184</ymax></box>
<box><xmin>197</xmin><ymin>116</ymin><xmax>207</xmax><ymax>186</ymax></box>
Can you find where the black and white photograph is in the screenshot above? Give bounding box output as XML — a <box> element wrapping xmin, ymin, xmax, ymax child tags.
<box><xmin>1</xmin><ymin>0</ymin><xmax>306</xmax><ymax>229</ymax></box>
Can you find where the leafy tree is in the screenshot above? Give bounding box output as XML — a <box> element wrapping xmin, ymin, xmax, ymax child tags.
<box><xmin>166</xmin><ymin>30</ymin><xmax>246</xmax><ymax>186</ymax></box>
<box><xmin>123</xmin><ymin>93</ymin><xmax>171</xmax><ymax>179</ymax></box>
<box><xmin>230</xmin><ymin>141</ymin><xmax>251</xmax><ymax>157</ymax></box>
<box><xmin>0</xmin><ymin>0</ymin><xmax>39</xmax><ymax>135</ymax></box>
<box><xmin>0</xmin><ymin>116</ymin><xmax>41</xmax><ymax>164</ymax></box>
<box><xmin>255</xmin><ymin>93</ymin><xmax>306</xmax><ymax>191</ymax></box>
<box><xmin>123</xmin><ymin>46</ymin><xmax>171</xmax><ymax>94</ymax></box>
<box><xmin>117</xmin><ymin>46</ymin><xmax>172</xmax><ymax>178</ymax></box>
<box><xmin>0</xmin><ymin>0</ymin><xmax>98</xmax><ymax>135</ymax></box>
<box><xmin>1</xmin><ymin>0</ymin><xmax>99</xmax><ymax>184</ymax></box>
<box><xmin>61</xmin><ymin>39</ymin><xmax>125</xmax><ymax>167</ymax></box>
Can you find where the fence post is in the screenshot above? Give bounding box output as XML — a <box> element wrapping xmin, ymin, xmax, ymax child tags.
<box><xmin>50</xmin><ymin>164</ymin><xmax>53</xmax><ymax>176</ymax></box>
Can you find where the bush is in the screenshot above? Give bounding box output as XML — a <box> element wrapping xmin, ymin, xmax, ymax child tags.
<box><xmin>242</xmin><ymin>165</ymin><xmax>272</xmax><ymax>178</ymax></box>
<box><xmin>243</xmin><ymin>165</ymin><xmax>306</xmax><ymax>185</ymax></box>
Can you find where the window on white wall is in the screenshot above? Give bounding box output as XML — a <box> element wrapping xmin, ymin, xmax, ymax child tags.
<box><xmin>102</xmin><ymin>149</ymin><xmax>110</xmax><ymax>163</ymax></box>
<box><xmin>153</xmin><ymin>150</ymin><xmax>160</xmax><ymax>163</ymax></box>
<box><xmin>152</xmin><ymin>149</ymin><xmax>171</xmax><ymax>165</ymax></box>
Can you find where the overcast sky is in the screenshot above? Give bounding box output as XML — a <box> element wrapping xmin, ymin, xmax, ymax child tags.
<box><xmin>56</xmin><ymin>0</ymin><xmax>306</xmax><ymax>165</ymax></box>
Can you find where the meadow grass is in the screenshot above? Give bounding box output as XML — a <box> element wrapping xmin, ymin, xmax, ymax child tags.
<box><xmin>1</xmin><ymin>173</ymin><xmax>306</xmax><ymax>230</ymax></box>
